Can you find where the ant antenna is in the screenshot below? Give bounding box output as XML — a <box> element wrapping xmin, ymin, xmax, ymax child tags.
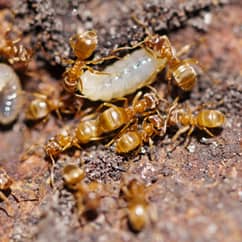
<box><xmin>131</xmin><ymin>14</ymin><xmax>152</xmax><ymax>36</ymax></box>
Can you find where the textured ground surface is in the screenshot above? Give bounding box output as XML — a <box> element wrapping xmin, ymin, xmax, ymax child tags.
<box><xmin>0</xmin><ymin>1</ymin><xmax>241</xmax><ymax>242</ymax></box>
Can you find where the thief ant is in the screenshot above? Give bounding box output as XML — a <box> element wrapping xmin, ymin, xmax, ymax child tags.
<box><xmin>0</xmin><ymin>10</ymin><xmax>32</xmax><ymax>67</ymax></box>
<box><xmin>98</xmin><ymin>90</ymin><xmax>162</xmax><ymax>136</ymax></box>
<box><xmin>63</xmin><ymin>30</ymin><xmax>117</xmax><ymax>93</ymax></box>
<box><xmin>165</xmin><ymin>98</ymin><xmax>225</xmax><ymax>146</ymax></box>
<box><xmin>110</xmin><ymin>16</ymin><xmax>198</xmax><ymax>93</ymax></box>
<box><xmin>25</xmin><ymin>91</ymin><xmax>83</xmax><ymax>122</ymax></box>
<box><xmin>63</xmin><ymin>164</ymin><xmax>103</xmax><ymax>221</ymax></box>
<box><xmin>114</xmin><ymin>112</ymin><xmax>165</xmax><ymax>154</ymax></box>
<box><xmin>25</xmin><ymin>93</ymin><xmax>64</xmax><ymax>121</ymax></box>
<box><xmin>120</xmin><ymin>179</ymin><xmax>156</xmax><ymax>232</ymax></box>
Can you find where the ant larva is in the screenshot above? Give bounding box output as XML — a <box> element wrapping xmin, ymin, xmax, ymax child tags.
<box><xmin>120</xmin><ymin>179</ymin><xmax>156</xmax><ymax>232</ymax></box>
<box><xmin>65</xmin><ymin>27</ymin><xmax>198</xmax><ymax>101</ymax></box>
<box><xmin>0</xmin><ymin>63</ymin><xmax>23</xmax><ymax>125</ymax></box>
<box><xmin>63</xmin><ymin>164</ymin><xmax>102</xmax><ymax>221</ymax></box>
<box><xmin>165</xmin><ymin>98</ymin><xmax>225</xmax><ymax>145</ymax></box>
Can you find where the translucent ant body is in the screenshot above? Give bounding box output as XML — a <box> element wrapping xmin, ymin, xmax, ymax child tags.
<box><xmin>75</xmin><ymin>118</ymin><xmax>102</xmax><ymax>144</ymax></box>
<box><xmin>25</xmin><ymin>95</ymin><xmax>63</xmax><ymax>121</ymax></box>
<box><xmin>121</xmin><ymin>179</ymin><xmax>155</xmax><ymax>232</ymax></box>
<box><xmin>0</xmin><ymin>63</ymin><xmax>23</xmax><ymax>125</ymax></box>
<box><xmin>63</xmin><ymin>164</ymin><xmax>102</xmax><ymax>220</ymax></box>
<box><xmin>45</xmin><ymin>91</ymin><xmax>161</xmax><ymax>159</ymax></box>
<box><xmin>25</xmin><ymin>92</ymin><xmax>82</xmax><ymax>121</ymax></box>
<box><xmin>98</xmin><ymin>91</ymin><xmax>160</xmax><ymax>135</ymax></box>
<box><xmin>115</xmin><ymin>113</ymin><xmax>165</xmax><ymax>154</ymax></box>
<box><xmin>45</xmin><ymin>129</ymin><xmax>74</xmax><ymax>158</ymax></box>
<box><xmin>64</xmin><ymin>29</ymin><xmax>197</xmax><ymax>101</ymax></box>
<box><xmin>63</xmin><ymin>31</ymin><xmax>98</xmax><ymax>93</ymax></box>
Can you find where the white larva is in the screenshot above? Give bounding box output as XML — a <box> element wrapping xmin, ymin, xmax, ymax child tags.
<box><xmin>0</xmin><ymin>63</ymin><xmax>22</xmax><ymax>125</ymax></box>
<box><xmin>79</xmin><ymin>48</ymin><xmax>168</xmax><ymax>101</ymax></box>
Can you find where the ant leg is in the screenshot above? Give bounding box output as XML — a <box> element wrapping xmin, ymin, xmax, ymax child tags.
<box><xmin>202</xmin><ymin>127</ymin><xmax>214</xmax><ymax>137</ymax></box>
<box><xmin>183</xmin><ymin>126</ymin><xmax>195</xmax><ymax>147</ymax></box>
<box><xmin>106</xmin><ymin>119</ymin><xmax>137</xmax><ymax>147</ymax></box>
<box><xmin>61</xmin><ymin>58</ymin><xmax>74</xmax><ymax>65</ymax></box>
<box><xmin>0</xmin><ymin>191</ymin><xmax>14</xmax><ymax>217</ymax></box>
<box><xmin>171</xmin><ymin>125</ymin><xmax>190</xmax><ymax>142</ymax></box>
<box><xmin>49</xmin><ymin>155</ymin><xmax>56</xmax><ymax>188</ymax></box>
<box><xmin>84</xmin><ymin>65</ymin><xmax>111</xmax><ymax>75</ymax></box>
<box><xmin>179</xmin><ymin>58</ymin><xmax>199</xmax><ymax>66</ymax></box>
<box><xmin>176</xmin><ymin>44</ymin><xmax>191</xmax><ymax>57</ymax></box>
<box><xmin>87</xmin><ymin>55</ymin><xmax>120</xmax><ymax>65</ymax></box>
<box><xmin>131</xmin><ymin>14</ymin><xmax>152</xmax><ymax>36</ymax></box>
<box><xmin>95</xmin><ymin>102</ymin><xmax>119</xmax><ymax>114</ymax></box>
<box><xmin>132</xmin><ymin>91</ymin><xmax>143</xmax><ymax>107</ymax></box>
<box><xmin>163</xmin><ymin>97</ymin><xmax>179</xmax><ymax>133</ymax></box>
<box><xmin>55</xmin><ymin>109</ymin><xmax>63</xmax><ymax>120</ymax></box>
<box><xmin>111</xmin><ymin>39</ymin><xmax>146</xmax><ymax>54</ymax></box>
<box><xmin>146</xmin><ymin>85</ymin><xmax>167</xmax><ymax>102</ymax></box>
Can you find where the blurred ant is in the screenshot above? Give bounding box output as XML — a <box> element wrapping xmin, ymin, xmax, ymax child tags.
<box><xmin>0</xmin><ymin>166</ymin><xmax>14</xmax><ymax>216</ymax></box>
<box><xmin>63</xmin><ymin>30</ymin><xmax>117</xmax><ymax>93</ymax></box>
<box><xmin>165</xmin><ymin>98</ymin><xmax>225</xmax><ymax>146</ymax></box>
<box><xmin>120</xmin><ymin>179</ymin><xmax>156</xmax><ymax>232</ymax></box>
<box><xmin>45</xmin><ymin>128</ymin><xmax>79</xmax><ymax>187</ymax></box>
<box><xmin>25</xmin><ymin>91</ymin><xmax>83</xmax><ymax>122</ymax></box>
<box><xmin>25</xmin><ymin>93</ymin><xmax>64</xmax><ymax>121</ymax></box>
<box><xmin>0</xmin><ymin>9</ymin><xmax>32</xmax><ymax>67</ymax></box>
<box><xmin>63</xmin><ymin>164</ymin><xmax>103</xmax><ymax>221</ymax></box>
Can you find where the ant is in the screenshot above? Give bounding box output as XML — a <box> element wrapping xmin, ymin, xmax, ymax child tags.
<box><xmin>110</xmin><ymin>16</ymin><xmax>198</xmax><ymax>93</ymax></box>
<box><xmin>25</xmin><ymin>91</ymin><xmax>83</xmax><ymax>122</ymax></box>
<box><xmin>0</xmin><ymin>9</ymin><xmax>32</xmax><ymax>67</ymax></box>
<box><xmin>63</xmin><ymin>30</ymin><xmax>117</xmax><ymax>93</ymax></box>
<box><xmin>44</xmin><ymin>128</ymin><xmax>80</xmax><ymax>187</ymax></box>
<box><xmin>114</xmin><ymin>112</ymin><xmax>165</xmax><ymax>154</ymax></box>
<box><xmin>165</xmin><ymin>98</ymin><xmax>225</xmax><ymax>146</ymax></box>
<box><xmin>120</xmin><ymin>179</ymin><xmax>156</xmax><ymax>232</ymax></box>
<box><xmin>63</xmin><ymin>164</ymin><xmax>103</xmax><ymax>221</ymax></box>
<box><xmin>98</xmin><ymin>90</ymin><xmax>161</xmax><ymax>136</ymax></box>
<box><xmin>25</xmin><ymin>93</ymin><xmax>64</xmax><ymax>121</ymax></box>
<box><xmin>44</xmin><ymin>90</ymin><xmax>163</xmax><ymax>164</ymax></box>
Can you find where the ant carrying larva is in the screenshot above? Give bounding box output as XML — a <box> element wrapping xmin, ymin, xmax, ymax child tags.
<box><xmin>64</xmin><ymin>19</ymin><xmax>198</xmax><ymax>101</ymax></box>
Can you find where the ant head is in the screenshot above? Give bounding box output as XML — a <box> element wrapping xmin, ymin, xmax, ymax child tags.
<box><xmin>145</xmin><ymin>35</ymin><xmax>173</xmax><ymax>60</ymax></box>
<box><xmin>69</xmin><ymin>31</ymin><xmax>98</xmax><ymax>60</ymax></box>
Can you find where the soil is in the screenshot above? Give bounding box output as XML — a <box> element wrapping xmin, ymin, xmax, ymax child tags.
<box><xmin>0</xmin><ymin>1</ymin><xmax>241</xmax><ymax>242</ymax></box>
